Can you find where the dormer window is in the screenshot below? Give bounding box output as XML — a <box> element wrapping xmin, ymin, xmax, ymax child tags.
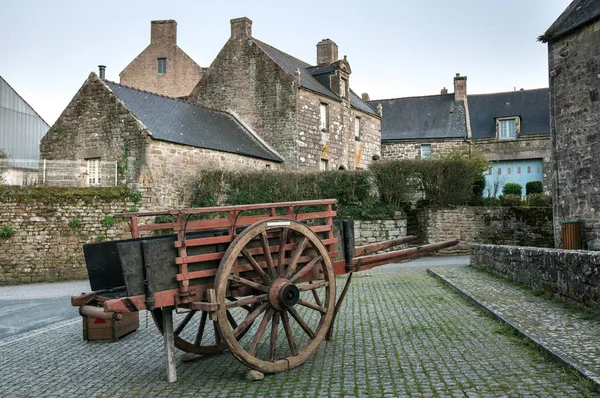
<box><xmin>497</xmin><ymin>117</ymin><xmax>519</xmax><ymax>140</ymax></box>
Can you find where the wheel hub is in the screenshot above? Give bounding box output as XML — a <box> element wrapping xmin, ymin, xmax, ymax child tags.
<box><xmin>269</xmin><ymin>278</ymin><xmax>300</xmax><ymax>311</ymax></box>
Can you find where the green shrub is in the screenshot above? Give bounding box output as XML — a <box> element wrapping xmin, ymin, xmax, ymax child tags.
<box><xmin>0</xmin><ymin>225</ymin><xmax>16</xmax><ymax>238</ymax></box>
<box><xmin>68</xmin><ymin>218</ymin><xmax>81</xmax><ymax>228</ymax></box>
<box><xmin>526</xmin><ymin>193</ymin><xmax>552</xmax><ymax>207</ymax></box>
<box><xmin>369</xmin><ymin>160</ymin><xmax>419</xmax><ymax>206</ymax></box>
<box><xmin>499</xmin><ymin>194</ymin><xmax>522</xmax><ymax>207</ymax></box>
<box><xmin>101</xmin><ymin>215</ymin><xmax>115</xmax><ymax>227</ymax></box>
<box><xmin>526</xmin><ymin>181</ymin><xmax>543</xmax><ymax>195</ymax></box>
<box><xmin>502</xmin><ymin>183</ymin><xmax>523</xmax><ymax>197</ymax></box>
<box><xmin>130</xmin><ymin>190</ymin><xmax>142</xmax><ymax>203</ymax></box>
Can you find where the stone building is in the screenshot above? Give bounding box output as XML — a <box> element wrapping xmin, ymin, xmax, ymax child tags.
<box><xmin>120</xmin><ymin>20</ymin><xmax>205</xmax><ymax>98</ymax></box>
<box><xmin>39</xmin><ymin>72</ymin><xmax>282</xmax><ymax>207</ymax></box>
<box><xmin>540</xmin><ymin>0</ymin><xmax>600</xmax><ymax>250</ymax></box>
<box><xmin>370</xmin><ymin>74</ymin><xmax>551</xmax><ymax>197</ymax></box>
<box><xmin>190</xmin><ymin>17</ymin><xmax>381</xmax><ymax>171</ymax></box>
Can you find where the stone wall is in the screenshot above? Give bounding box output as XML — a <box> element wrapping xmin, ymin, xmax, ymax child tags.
<box><xmin>472</xmin><ymin>244</ymin><xmax>600</xmax><ymax>310</ymax></box>
<box><xmin>548</xmin><ymin>19</ymin><xmax>600</xmax><ymax>250</ymax></box>
<box><xmin>354</xmin><ymin>212</ymin><xmax>407</xmax><ymax>246</ymax></box>
<box><xmin>296</xmin><ymin>90</ymin><xmax>380</xmax><ymax>170</ymax></box>
<box><xmin>0</xmin><ymin>197</ymin><xmax>133</xmax><ymax>285</ymax></box>
<box><xmin>119</xmin><ymin>20</ymin><xmax>204</xmax><ymax>98</ymax></box>
<box><xmin>144</xmin><ymin>140</ymin><xmax>280</xmax><ymax>208</ymax></box>
<box><xmin>382</xmin><ymin>139</ymin><xmax>467</xmax><ymax>160</ymax></box>
<box><xmin>419</xmin><ymin>206</ymin><xmax>554</xmax><ymax>254</ymax></box>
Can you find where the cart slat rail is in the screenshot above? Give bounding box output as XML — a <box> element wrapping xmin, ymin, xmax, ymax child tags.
<box><xmin>72</xmin><ymin>199</ymin><xmax>458</xmax><ymax>382</ymax></box>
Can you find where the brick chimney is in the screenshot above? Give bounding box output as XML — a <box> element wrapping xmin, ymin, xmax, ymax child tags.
<box><xmin>231</xmin><ymin>17</ymin><xmax>252</xmax><ymax>38</ymax></box>
<box><xmin>361</xmin><ymin>93</ymin><xmax>370</xmax><ymax>102</ymax></box>
<box><xmin>151</xmin><ymin>20</ymin><xmax>177</xmax><ymax>45</ymax></box>
<box><xmin>316</xmin><ymin>39</ymin><xmax>338</xmax><ymax>65</ymax></box>
<box><xmin>453</xmin><ymin>73</ymin><xmax>467</xmax><ymax>101</ymax></box>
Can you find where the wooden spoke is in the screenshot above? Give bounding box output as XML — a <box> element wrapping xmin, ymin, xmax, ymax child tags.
<box><xmin>241</xmin><ymin>248</ymin><xmax>269</xmax><ymax>283</ymax></box>
<box><xmin>226</xmin><ymin>294</ymin><xmax>268</xmax><ymax>309</ymax></box>
<box><xmin>297</xmin><ymin>298</ymin><xmax>327</xmax><ymax>314</ymax></box>
<box><xmin>248</xmin><ymin>309</ymin><xmax>273</xmax><ymax>356</ymax></box>
<box><xmin>309</xmin><ymin>282</ymin><xmax>323</xmax><ymax>307</ymax></box>
<box><xmin>284</xmin><ymin>236</ymin><xmax>309</xmax><ymax>279</ymax></box>
<box><xmin>298</xmin><ymin>280</ymin><xmax>329</xmax><ymax>291</ymax></box>
<box><xmin>226</xmin><ymin>310</ymin><xmax>238</xmax><ymax>330</ymax></box>
<box><xmin>281</xmin><ymin>310</ymin><xmax>298</xmax><ymax>356</ymax></box>
<box><xmin>174</xmin><ymin>310</ymin><xmax>196</xmax><ymax>336</ymax></box>
<box><xmin>227</xmin><ymin>296</ymin><xmax>252</xmax><ymax>312</ymax></box>
<box><xmin>290</xmin><ymin>255</ymin><xmax>322</xmax><ymax>283</ymax></box>
<box><xmin>228</xmin><ymin>274</ymin><xmax>269</xmax><ymax>293</ymax></box>
<box><xmin>288</xmin><ymin>306</ymin><xmax>316</xmax><ymax>339</ymax></box>
<box><xmin>269</xmin><ymin>312</ymin><xmax>280</xmax><ymax>362</ymax></box>
<box><xmin>233</xmin><ymin>302</ymin><xmax>269</xmax><ymax>339</ymax></box>
<box><xmin>194</xmin><ymin>310</ymin><xmax>208</xmax><ymax>346</ymax></box>
<box><xmin>213</xmin><ymin>321</ymin><xmax>222</xmax><ymax>345</ymax></box>
<box><xmin>277</xmin><ymin>228</ymin><xmax>288</xmax><ymax>277</ymax></box>
<box><xmin>260</xmin><ymin>232</ymin><xmax>276</xmax><ymax>278</ymax></box>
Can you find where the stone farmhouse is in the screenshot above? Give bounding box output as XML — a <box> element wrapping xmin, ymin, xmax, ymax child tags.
<box><xmin>120</xmin><ymin>20</ymin><xmax>206</xmax><ymax>98</ymax></box>
<box><xmin>540</xmin><ymin>0</ymin><xmax>600</xmax><ymax>250</ymax></box>
<box><xmin>190</xmin><ymin>17</ymin><xmax>381</xmax><ymax>171</ymax></box>
<box><xmin>39</xmin><ymin>73</ymin><xmax>283</xmax><ymax>207</ymax></box>
<box><xmin>370</xmin><ymin>74</ymin><xmax>551</xmax><ymax>197</ymax></box>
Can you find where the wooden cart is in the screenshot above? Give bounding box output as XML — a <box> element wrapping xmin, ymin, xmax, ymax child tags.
<box><xmin>72</xmin><ymin>199</ymin><xmax>457</xmax><ymax>381</ymax></box>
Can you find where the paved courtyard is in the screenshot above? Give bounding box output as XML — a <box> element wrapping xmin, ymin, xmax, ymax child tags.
<box><xmin>0</xmin><ymin>259</ymin><xmax>596</xmax><ymax>397</ymax></box>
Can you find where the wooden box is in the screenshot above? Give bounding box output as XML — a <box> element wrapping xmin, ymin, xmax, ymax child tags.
<box><xmin>83</xmin><ymin>312</ymin><xmax>139</xmax><ymax>341</ymax></box>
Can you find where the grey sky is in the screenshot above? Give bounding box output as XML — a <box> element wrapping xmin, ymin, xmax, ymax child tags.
<box><xmin>1</xmin><ymin>0</ymin><xmax>569</xmax><ymax>125</ymax></box>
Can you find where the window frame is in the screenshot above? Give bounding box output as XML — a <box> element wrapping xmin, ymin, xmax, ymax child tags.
<box><xmin>319</xmin><ymin>103</ymin><xmax>329</xmax><ymax>132</ymax></box>
<box><xmin>158</xmin><ymin>58</ymin><xmax>167</xmax><ymax>75</ymax></box>
<box><xmin>354</xmin><ymin>117</ymin><xmax>361</xmax><ymax>141</ymax></box>
<box><xmin>497</xmin><ymin>117</ymin><xmax>519</xmax><ymax>140</ymax></box>
<box><xmin>86</xmin><ymin>158</ymin><xmax>101</xmax><ymax>186</ymax></box>
<box><xmin>420</xmin><ymin>144</ymin><xmax>432</xmax><ymax>159</ymax></box>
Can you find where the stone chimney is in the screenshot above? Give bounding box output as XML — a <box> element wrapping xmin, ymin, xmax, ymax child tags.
<box><xmin>440</xmin><ymin>87</ymin><xmax>448</xmax><ymax>95</ymax></box>
<box><xmin>361</xmin><ymin>93</ymin><xmax>370</xmax><ymax>102</ymax></box>
<box><xmin>453</xmin><ymin>73</ymin><xmax>467</xmax><ymax>101</ymax></box>
<box><xmin>231</xmin><ymin>17</ymin><xmax>252</xmax><ymax>38</ymax></box>
<box><xmin>316</xmin><ymin>39</ymin><xmax>338</xmax><ymax>65</ymax></box>
<box><xmin>151</xmin><ymin>20</ymin><xmax>177</xmax><ymax>45</ymax></box>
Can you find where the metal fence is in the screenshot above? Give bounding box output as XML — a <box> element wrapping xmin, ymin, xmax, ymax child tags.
<box><xmin>0</xmin><ymin>159</ymin><xmax>118</xmax><ymax>187</ymax></box>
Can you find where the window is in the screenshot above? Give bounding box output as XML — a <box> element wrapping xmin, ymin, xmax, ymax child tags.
<box><xmin>319</xmin><ymin>103</ymin><xmax>329</xmax><ymax>131</ymax></box>
<box><xmin>498</xmin><ymin>168</ymin><xmax>502</xmax><ymax>175</ymax></box>
<box><xmin>498</xmin><ymin>118</ymin><xmax>518</xmax><ymax>139</ymax></box>
<box><xmin>527</xmin><ymin>166</ymin><xmax>531</xmax><ymax>174</ymax></box>
<box><xmin>508</xmin><ymin>167</ymin><xmax>512</xmax><ymax>175</ymax></box>
<box><xmin>158</xmin><ymin>58</ymin><xmax>167</xmax><ymax>75</ymax></box>
<box><xmin>518</xmin><ymin>167</ymin><xmax>521</xmax><ymax>174</ymax></box>
<box><xmin>340</xmin><ymin>79</ymin><xmax>347</xmax><ymax>98</ymax></box>
<box><xmin>421</xmin><ymin>144</ymin><xmax>432</xmax><ymax>159</ymax></box>
<box><xmin>86</xmin><ymin>158</ymin><xmax>101</xmax><ymax>186</ymax></box>
<box><xmin>354</xmin><ymin>117</ymin><xmax>360</xmax><ymax>141</ymax></box>
<box><xmin>320</xmin><ymin>159</ymin><xmax>329</xmax><ymax>171</ymax></box>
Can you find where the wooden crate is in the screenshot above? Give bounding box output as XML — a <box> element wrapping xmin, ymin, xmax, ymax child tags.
<box><xmin>83</xmin><ymin>312</ymin><xmax>139</xmax><ymax>341</ymax></box>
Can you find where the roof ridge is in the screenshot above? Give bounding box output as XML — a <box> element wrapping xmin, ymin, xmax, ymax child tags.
<box><xmin>468</xmin><ymin>88</ymin><xmax>549</xmax><ymax>97</ymax></box>
<box><xmin>103</xmin><ymin>79</ymin><xmax>186</xmax><ymax>102</ymax></box>
<box><xmin>370</xmin><ymin>93</ymin><xmax>454</xmax><ymax>102</ymax></box>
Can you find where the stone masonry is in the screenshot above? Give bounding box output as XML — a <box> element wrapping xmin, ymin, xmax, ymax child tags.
<box><xmin>40</xmin><ymin>73</ymin><xmax>277</xmax><ymax>209</ymax></box>
<box><xmin>0</xmin><ymin>197</ymin><xmax>133</xmax><ymax>285</ymax></box>
<box><xmin>353</xmin><ymin>212</ymin><xmax>407</xmax><ymax>246</ymax></box>
<box><xmin>120</xmin><ymin>20</ymin><xmax>205</xmax><ymax>98</ymax></box>
<box><xmin>472</xmin><ymin>243</ymin><xmax>600</xmax><ymax>310</ymax></box>
<box><xmin>547</xmin><ymin>18</ymin><xmax>600</xmax><ymax>250</ymax></box>
<box><xmin>382</xmin><ymin>139</ymin><xmax>466</xmax><ymax>160</ymax></box>
<box><xmin>191</xmin><ymin>18</ymin><xmax>381</xmax><ymax>171</ymax></box>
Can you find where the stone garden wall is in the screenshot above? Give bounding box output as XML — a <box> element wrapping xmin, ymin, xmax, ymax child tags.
<box><xmin>472</xmin><ymin>244</ymin><xmax>600</xmax><ymax>309</ymax></box>
<box><xmin>0</xmin><ymin>196</ymin><xmax>133</xmax><ymax>285</ymax></box>
<box><xmin>354</xmin><ymin>212</ymin><xmax>407</xmax><ymax>246</ymax></box>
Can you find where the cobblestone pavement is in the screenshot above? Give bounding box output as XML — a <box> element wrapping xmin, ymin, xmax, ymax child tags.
<box><xmin>430</xmin><ymin>264</ymin><xmax>600</xmax><ymax>392</ymax></box>
<box><xmin>1</xmin><ymin>260</ymin><xmax>597</xmax><ymax>397</ymax></box>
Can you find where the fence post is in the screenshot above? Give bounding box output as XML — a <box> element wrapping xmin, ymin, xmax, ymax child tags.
<box><xmin>114</xmin><ymin>162</ymin><xmax>118</xmax><ymax>186</ymax></box>
<box><xmin>43</xmin><ymin>159</ymin><xmax>46</xmax><ymax>185</ymax></box>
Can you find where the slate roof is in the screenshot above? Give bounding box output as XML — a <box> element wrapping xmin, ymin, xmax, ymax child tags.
<box><xmin>253</xmin><ymin>39</ymin><xmax>379</xmax><ymax>117</ymax></box>
<box><xmin>539</xmin><ymin>0</ymin><xmax>600</xmax><ymax>42</ymax></box>
<box><xmin>369</xmin><ymin>94</ymin><xmax>467</xmax><ymax>141</ymax></box>
<box><xmin>468</xmin><ymin>88</ymin><xmax>549</xmax><ymax>139</ymax></box>
<box><xmin>105</xmin><ymin>81</ymin><xmax>283</xmax><ymax>162</ymax></box>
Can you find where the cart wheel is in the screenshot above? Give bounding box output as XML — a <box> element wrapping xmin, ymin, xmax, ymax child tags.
<box><xmin>151</xmin><ymin>301</ymin><xmax>255</xmax><ymax>355</ymax></box>
<box><xmin>215</xmin><ymin>219</ymin><xmax>336</xmax><ymax>373</ymax></box>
